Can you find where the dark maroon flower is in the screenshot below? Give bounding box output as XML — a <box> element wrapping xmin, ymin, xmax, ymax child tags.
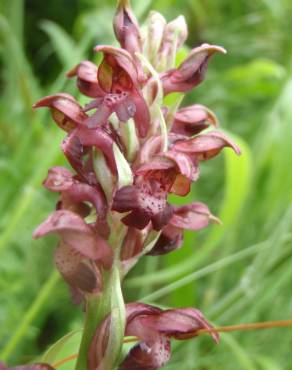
<box><xmin>68</xmin><ymin>46</ymin><xmax>150</xmax><ymax>137</ymax></box>
<box><xmin>113</xmin><ymin>0</ymin><xmax>142</xmax><ymax>56</ymax></box>
<box><xmin>136</xmin><ymin>150</ymin><xmax>199</xmax><ymax>197</ymax></box>
<box><xmin>33</xmin><ymin>92</ymin><xmax>119</xmax><ymax>180</ymax></box>
<box><xmin>120</xmin><ymin>303</ymin><xmax>219</xmax><ymax>370</ymax></box>
<box><xmin>171</xmin><ymin>104</ymin><xmax>218</xmax><ymax>136</ymax></box>
<box><xmin>112</xmin><ymin>179</ymin><xmax>173</xmax><ymax>230</ymax></box>
<box><xmin>0</xmin><ymin>362</ymin><xmax>55</xmax><ymax>370</ymax></box>
<box><xmin>147</xmin><ymin>223</ymin><xmax>183</xmax><ymax>256</ymax></box>
<box><xmin>62</xmin><ymin>125</ymin><xmax>117</xmax><ymax>182</ymax></box>
<box><xmin>149</xmin><ymin>202</ymin><xmax>219</xmax><ymax>255</ymax></box>
<box><xmin>161</xmin><ymin>44</ymin><xmax>226</xmax><ymax>95</ymax></box>
<box><xmin>88</xmin><ymin>303</ymin><xmax>218</xmax><ymax>370</ymax></box>
<box><xmin>95</xmin><ymin>45</ymin><xmax>150</xmax><ymax>137</ymax></box>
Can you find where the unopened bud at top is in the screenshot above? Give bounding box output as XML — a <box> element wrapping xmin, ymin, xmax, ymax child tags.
<box><xmin>113</xmin><ymin>0</ymin><xmax>142</xmax><ymax>56</ymax></box>
<box><xmin>144</xmin><ymin>11</ymin><xmax>166</xmax><ymax>65</ymax></box>
<box><xmin>156</xmin><ymin>15</ymin><xmax>188</xmax><ymax>71</ymax></box>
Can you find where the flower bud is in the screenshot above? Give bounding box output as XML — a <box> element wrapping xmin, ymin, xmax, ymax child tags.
<box><xmin>156</xmin><ymin>15</ymin><xmax>188</xmax><ymax>71</ymax></box>
<box><xmin>144</xmin><ymin>11</ymin><xmax>166</xmax><ymax>64</ymax></box>
<box><xmin>113</xmin><ymin>0</ymin><xmax>142</xmax><ymax>56</ymax></box>
<box><xmin>161</xmin><ymin>43</ymin><xmax>226</xmax><ymax>95</ymax></box>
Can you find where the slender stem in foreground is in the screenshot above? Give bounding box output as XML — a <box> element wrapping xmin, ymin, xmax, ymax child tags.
<box><xmin>196</xmin><ymin>319</ymin><xmax>292</xmax><ymax>335</ymax></box>
<box><xmin>74</xmin><ymin>294</ymin><xmax>104</xmax><ymax>370</ymax></box>
<box><xmin>75</xmin><ymin>224</ymin><xmax>126</xmax><ymax>370</ymax></box>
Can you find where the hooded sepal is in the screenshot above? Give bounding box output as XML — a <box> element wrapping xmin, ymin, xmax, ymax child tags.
<box><xmin>33</xmin><ymin>210</ymin><xmax>112</xmax><ymax>266</ymax></box>
<box><xmin>33</xmin><ymin>93</ymin><xmax>87</xmax><ymax>132</ymax></box>
<box><xmin>67</xmin><ymin>61</ymin><xmax>104</xmax><ymax>98</ymax></box>
<box><xmin>54</xmin><ymin>242</ymin><xmax>102</xmax><ymax>296</ymax></box>
<box><xmin>170</xmin><ymin>202</ymin><xmax>220</xmax><ymax>231</ymax></box>
<box><xmin>173</xmin><ymin>130</ymin><xmax>241</xmax><ymax>160</ymax></box>
<box><xmin>118</xmin><ymin>303</ymin><xmax>219</xmax><ymax>370</ymax></box>
<box><xmin>161</xmin><ymin>44</ymin><xmax>226</xmax><ymax>95</ymax></box>
<box><xmin>148</xmin><ymin>202</ymin><xmax>218</xmax><ymax>255</ymax></box>
<box><xmin>171</xmin><ymin>104</ymin><xmax>218</xmax><ymax>136</ymax></box>
<box><xmin>95</xmin><ymin>45</ymin><xmax>150</xmax><ymax>137</ymax></box>
<box><xmin>43</xmin><ymin>166</ymin><xmax>109</xmax><ymax>235</ymax></box>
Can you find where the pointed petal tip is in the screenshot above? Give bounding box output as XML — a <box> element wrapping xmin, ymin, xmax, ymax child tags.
<box><xmin>32</xmin><ymin>225</ymin><xmax>42</xmax><ymax>239</ymax></box>
<box><xmin>210</xmin><ymin>214</ymin><xmax>222</xmax><ymax>225</ymax></box>
<box><xmin>200</xmin><ymin>43</ymin><xmax>227</xmax><ymax>54</ymax></box>
<box><xmin>66</xmin><ymin>65</ymin><xmax>77</xmax><ymax>78</ymax></box>
<box><xmin>117</xmin><ymin>0</ymin><xmax>130</xmax><ymax>8</ymax></box>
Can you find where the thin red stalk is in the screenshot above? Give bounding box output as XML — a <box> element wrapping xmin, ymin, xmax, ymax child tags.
<box><xmin>53</xmin><ymin>354</ymin><xmax>78</xmax><ymax>368</ymax></box>
<box><xmin>52</xmin><ymin>319</ymin><xmax>292</xmax><ymax>368</ymax></box>
<box><xmin>197</xmin><ymin>319</ymin><xmax>292</xmax><ymax>335</ymax></box>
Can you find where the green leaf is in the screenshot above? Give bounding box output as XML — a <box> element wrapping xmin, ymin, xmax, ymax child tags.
<box><xmin>42</xmin><ymin>330</ymin><xmax>81</xmax><ymax>365</ymax></box>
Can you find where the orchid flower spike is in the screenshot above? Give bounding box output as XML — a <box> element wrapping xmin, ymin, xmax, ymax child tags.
<box><xmin>32</xmin><ymin>1</ymin><xmax>239</xmax><ymax>370</ymax></box>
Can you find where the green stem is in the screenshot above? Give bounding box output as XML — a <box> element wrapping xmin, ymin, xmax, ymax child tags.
<box><xmin>0</xmin><ymin>271</ymin><xmax>60</xmax><ymax>361</ymax></box>
<box><xmin>74</xmin><ymin>293</ymin><xmax>109</xmax><ymax>370</ymax></box>
<box><xmin>75</xmin><ymin>224</ymin><xmax>126</xmax><ymax>370</ymax></box>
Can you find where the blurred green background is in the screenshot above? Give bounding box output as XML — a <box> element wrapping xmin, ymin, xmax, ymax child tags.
<box><xmin>1</xmin><ymin>0</ymin><xmax>292</xmax><ymax>369</ymax></box>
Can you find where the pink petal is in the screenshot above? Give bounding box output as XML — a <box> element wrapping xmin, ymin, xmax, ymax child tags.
<box><xmin>131</xmin><ymin>91</ymin><xmax>150</xmax><ymax>138</ymax></box>
<box><xmin>163</xmin><ymin>150</ymin><xmax>197</xmax><ymax>180</ymax></box>
<box><xmin>43</xmin><ymin>166</ymin><xmax>74</xmax><ymax>191</ymax></box>
<box><xmin>172</xmin><ymin>104</ymin><xmax>218</xmax><ymax>136</ymax></box>
<box><xmin>119</xmin><ymin>336</ymin><xmax>171</xmax><ymax>370</ymax></box>
<box><xmin>120</xmin><ymin>227</ymin><xmax>144</xmax><ymax>260</ymax></box>
<box><xmin>151</xmin><ymin>203</ymin><xmax>173</xmax><ymax>231</ymax></box>
<box><xmin>112</xmin><ymin>185</ymin><xmax>140</xmax><ymax>213</ymax></box>
<box><xmin>33</xmin><ymin>93</ymin><xmax>87</xmax><ymax>132</ymax></box>
<box><xmin>62</xmin><ymin>132</ymin><xmax>85</xmax><ymax>178</ymax></box>
<box><xmin>135</xmin><ymin>157</ymin><xmax>175</xmax><ymax>175</ymax></box>
<box><xmin>85</xmin><ymin>93</ymin><xmax>136</xmax><ymax>128</ymax></box>
<box><xmin>95</xmin><ymin>45</ymin><xmax>150</xmax><ymax>137</ymax></box>
<box><xmin>67</xmin><ymin>61</ymin><xmax>104</xmax><ymax>98</ymax></box>
<box><xmin>136</xmin><ymin>136</ymin><xmax>163</xmax><ymax>165</ymax></box>
<box><xmin>122</xmin><ymin>210</ymin><xmax>151</xmax><ymax>230</ymax></box>
<box><xmin>140</xmin><ymin>307</ymin><xmax>219</xmax><ymax>343</ymax></box>
<box><xmin>76</xmin><ymin>126</ymin><xmax>117</xmax><ymax>174</ymax></box>
<box><xmin>126</xmin><ymin>303</ymin><xmax>162</xmax><ymax>324</ymax></box>
<box><xmin>85</xmin><ymin>104</ymin><xmax>112</xmax><ymax>128</ymax></box>
<box><xmin>33</xmin><ymin>210</ymin><xmax>111</xmax><ymax>261</ymax></box>
<box><xmin>170</xmin><ymin>202</ymin><xmax>218</xmax><ymax>231</ymax></box>
<box><xmin>113</xmin><ymin>0</ymin><xmax>142</xmax><ymax>56</ymax></box>
<box><xmin>95</xmin><ymin>45</ymin><xmax>139</xmax><ymax>89</ymax></box>
<box><xmin>173</xmin><ymin>130</ymin><xmax>241</xmax><ymax>160</ymax></box>
<box><xmin>147</xmin><ymin>224</ymin><xmax>183</xmax><ymax>255</ymax></box>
